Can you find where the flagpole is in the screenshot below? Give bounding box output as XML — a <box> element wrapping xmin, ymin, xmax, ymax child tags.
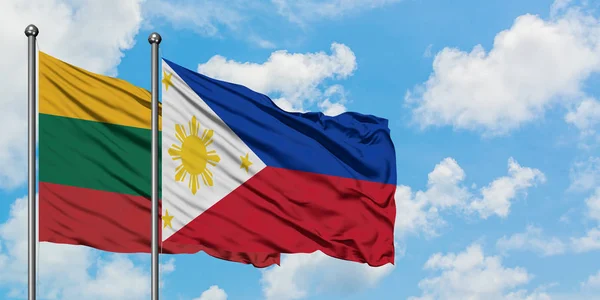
<box><xmin>25</xmin><ymin>24</ymin><xmax>39</xmax><ymax>300</ymax></box>
<box><xmin>148</xmin><ymin>32</ymin><xmax>162</xmax><ymax>300</ymax></box>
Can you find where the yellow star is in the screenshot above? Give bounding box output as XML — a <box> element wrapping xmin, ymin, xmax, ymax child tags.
<box><xmin>162</xmin><ymin>71</ymin><xmax>173</xmax><ymax>91</ymax></box>
<box><xmin>240</xmin><ymin>153</ymin><xmax>253</xmax><ymax>173</ymax></box>
<box><xmin>162</xmin><ymin>209</ymin><xmax>174</xmax><ymax>229</ymax></box>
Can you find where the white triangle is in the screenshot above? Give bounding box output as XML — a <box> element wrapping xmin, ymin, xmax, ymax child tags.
<box><xmin>161</xmin><ymin>60</ymin><xmax>266</xmax><ymax>241</ymax></box>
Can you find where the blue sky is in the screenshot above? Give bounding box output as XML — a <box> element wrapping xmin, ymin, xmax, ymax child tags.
<box><xmin>1</xmin><ymin>0</ymin><xmax>600</xmax><ymax>299</ymax></box>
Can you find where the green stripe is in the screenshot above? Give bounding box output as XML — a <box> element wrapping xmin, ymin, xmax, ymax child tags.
<box><xmin>40</xmin><ymin>113</ymin><xmax>162</xmax><ymax>197</ymax></box>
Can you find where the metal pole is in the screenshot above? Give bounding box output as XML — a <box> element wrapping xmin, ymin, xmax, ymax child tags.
<box><xmin>148</xmin><ymin>32</ymin><xmax>162</xmax><ymax>300</ymax></box>
<box><xmin>25</xmin><ymin>24</ymin><xmax>39</xmax><ymax>300</ymax></box>
<box><xmin>25</xmin><ymin>24</ymin><xmax>40</xmax><ymax>300</ymax></box>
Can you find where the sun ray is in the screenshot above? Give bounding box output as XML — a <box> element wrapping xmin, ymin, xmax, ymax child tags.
<box><xmin>175</xmin><ymin>124</ymin><xmax>187</xmax><ymax>143</ymax></box>
<box><xmin>168</xmin><ymin>145</ymin><xmax>182</xmax><ymax>160</ymax></box>
<box><xmin>189</xmin><ymin>174</ymin><xmax>200</xmax><ymax>195</ymax></box>
<box><xmin>190</xmin><ymin>116</ymin><xmax>200</xmax><ymax>137</ymax></box>
<box><xmin>169</xmin><ymin>116</ymin><xmax>220</xmax><ymax>195</ymax></box>
<box><xmin>201</xmin><ymin>129</ymin><xmax>214</xmax><ymax>147</ymax></box>
<box><xmin>200</xmin><ymin>170</ymin><xmax>211</xmax><ymax>187</ymax></box>
<box><xmin>206</xmin><ymin>150</ymin><xmax>220</xmax><ymax>166</ymax></box>
<box><xmin>202</xmin><ymin>169</ymin><xmax>214</xmax><ymax>186</ymax></box>
<box><xmin>175</xmin><ymin>164</ymin><xmax>188</xmax><ymax>182</ymax></box>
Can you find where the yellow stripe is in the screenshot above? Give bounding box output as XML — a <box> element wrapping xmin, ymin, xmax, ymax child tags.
<box><xmin>39</xmin><ymin>51</ymin><xmax>161</xmax><ymax>130</ymax></box>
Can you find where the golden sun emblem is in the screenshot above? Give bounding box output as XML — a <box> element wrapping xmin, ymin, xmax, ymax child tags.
<box><xmin>168</xmin><ymin>116</ymin><xmax>220</xmax><ymax>195</ymax></box>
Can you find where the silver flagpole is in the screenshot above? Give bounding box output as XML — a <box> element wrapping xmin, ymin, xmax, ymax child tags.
<box><xmin>25</xmin><ymin>24</ymin><xmax>39</xmax><ymax>300</ymax></box>
<box><xmin>148</xmin><ymin>32</ymin><xmax>162</xmax><ymax>300</ymax></box>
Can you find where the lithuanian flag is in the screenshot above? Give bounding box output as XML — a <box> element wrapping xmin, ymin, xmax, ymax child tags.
<box><xmin>38</xmin><ymin>51</ymin><xmax>279</xmax><ymax>267</ymax></box>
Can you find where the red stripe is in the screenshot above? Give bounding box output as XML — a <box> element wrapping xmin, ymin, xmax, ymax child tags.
<box><xmin>166</xmin><ymin>167</ymin><xmax>396</xmax><ymax>267</ymax></box>
<box><xmin>39</xmin><ymin>182</ymin><xmax>279</xmax><ymax>268</ymax></box>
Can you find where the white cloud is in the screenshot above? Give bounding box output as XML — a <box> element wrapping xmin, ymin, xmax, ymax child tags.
<box><xmin>394</xmin><ymin>185</ymin><xmax>444</xmax><ymax>238</ymax></box>
<box><xmin>0</xmin><ymin>196</ymin><xmax>168</xmax><ymax>299</ymax></box>
<box><xmin>565</xmin><ymin>98</ymin><xmax>600</xmax><ymax>133</ymax></box>
<box><xmin>394</xmin><ymin>158</ymin><xmax>470</xmax><ymax>238</ymax></box>
<box><xmin>272</xmin><ymin>0</ymin><xmax>402</xmax><ymax>24</ymax></box>
<box><xmin>160</xmin><ymin>257</ymin><xmax>176</xmax><ymax>273</ymax></box>
<box><xmin>497</xmin><ymin>185</ymin><xmax>600</xmax><ymax>255</ymax></box>
<box><xmin>565</xmin><ymin>98</ymin><xmax>600</xmax><ymax>146</ymax></box>
<box><xmin>248</xmin><ymin>35</ymin><xmax>277</xmax><ymax>49</ymax></box>
<box><xmin>586</xmin><ymin>188</ymin><xmax>600</xmax><ymax>222</ymax></box>
<box><xmin>142</xmin><ymin>1</ymin><xmax>282</xmax><ymax>48</ymax></box>
<box><xmin>496</xmin><ymin>225</ymin><xmax>567</xmax><ymax>256</ymax></box>
<box><xmin>551</xmin><ymin>0</ymin><xmax>574</xmax><ymax>17</ymax></box>
<box><xmin>535</xmin><ymin>270</ymin><xmax>600</xmax><ymax>299</ymax></box>
<box><xmin>406</xmin><ymin>4</ymin><xmax>600</xmax><ymax>136</ymax></box>
<box><xmin>193</xmin><ymin>285</ymin><xmax>228</xmax><ymax>300</ymax></box>
<box><xmin>70</xmin><ymin>255</ymin><xmax>149</xmax><ymax>299</ymax></box>
<box><xmin>423</xmin><ymin>157</ymin><xmax>471</xmax><ymax>208</ymax></box>
<box><xmin>570</xmin><ymin>188</ymin><xmax>600</xmax><ymax>252</ymax></box>
<box><xmin>571</xmin><ymin>228</ymin><xmax>600</xmax><ymax>253</ymax></box>
<box><xmin>317</xmin><ymin>85</ymin><xmax>348</xmax><ymax>116</ymax></box>
<box><xmin>260</xmin><ymin>251</ymin><xmax>394</xmax><ymax>300</ymax></box>
<box><xmin>582</xmin><ymin>270</ymin><xmax>600</xmax><ymax>290</ymax></box>
<box><xmin>409</xmin><ymin>243</ymin><xmax>549</xmax><ymax>300</ymax></box>
<box><xmin>272</xmin><ymin>98</ymin><xmax>305</xmax><ymax>113</ymax></box>
<box><xmin>396</xmin><ymin>157</ymin><xmax>545</xmax><ymax>238</ymax></box>
<box><xmin>0</xmin><ymin>0</ymin><xmax>144</xmax><ymax>189</ymax></box>
<box><xmin>423</xmin><ymin>44</ymin><xmax>434</xmax><ymax>58</ymax></box>
<box><xmin>469</xmin><ymin>158</ymin><xmax>546</xmax><ymax>219</ymax></box>
<box><xmin>143</xmin><ymin>0</ymin><xmax>400</xmax><ymax>46</ymax></box>
<box><xmin>569</xmin><ymin>156</ymin><xmax>600</xmax><ymax>192</ymax></box>
<box><xmin>143</xmin><ymin>0</ymin><xmax>245</xmax><ymax>37</ymax></box>
<box><xmin>504</xmin><ymin>290</ymin><xmax>553</xmax><ymax>300</ymax></box>
<box><xmin>411</xmin><ymin>240</ymin><xmax>600</xmax><ymax>300</ymax></box>
<box><xmin>198</xmin><ymin>43</ymin><xmax>356</xmax><ymax>112</ymax></box>
<box><xmin>318</xmin><ymin>99</ymin><xmax>347</xmax><ymax>116</ymax></box>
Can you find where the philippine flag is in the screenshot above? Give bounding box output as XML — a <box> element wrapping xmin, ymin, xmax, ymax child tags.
<box><xmin>161</xmin><ymin>58</ymin><xmax>397</xmax><ymax>267</ymax></box>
